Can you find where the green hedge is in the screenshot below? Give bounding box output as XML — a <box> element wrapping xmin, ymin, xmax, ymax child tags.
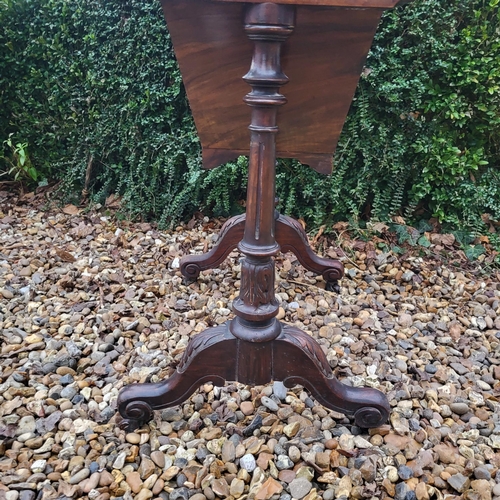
<box><xmin>1</xmin><ymin>0</ymin><xmax>499</xmax><ymax>237</ymax></box>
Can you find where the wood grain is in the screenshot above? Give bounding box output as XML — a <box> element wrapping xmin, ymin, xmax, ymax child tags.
<box><xmin>118</xmin><ymin>2</ymin><xmax>392</xmax><ymax>433</ymax></box>
<box><xmin>161</xmin><ymin>0</ymin><xmax>383</xmax><ymax>173</ymax></box>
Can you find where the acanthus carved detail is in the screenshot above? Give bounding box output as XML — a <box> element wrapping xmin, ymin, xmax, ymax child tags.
<box><xmin>281</xmin><ymin>326</ymin><xmax>332</xmax><ymax>378</ymax></box>
<box><xmin>240</xmin><ymin>259</ymin><xmax>275</xmax><ymax>307</ymax></box>
<box><xmin>219</xmin><ymin>214</ymin><xmax>246</xmax><ymax>238</ymax></box>
<box><xmin>178</xmin><ymin>326</ymin><xmax>231</xmax><ymax>372</ymax></box>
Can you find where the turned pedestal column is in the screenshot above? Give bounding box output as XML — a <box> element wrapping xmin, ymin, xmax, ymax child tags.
<box><xmin>117</xmin><ymin>2</ymin><xmax>391</xmax><ymax>431</ymax></box>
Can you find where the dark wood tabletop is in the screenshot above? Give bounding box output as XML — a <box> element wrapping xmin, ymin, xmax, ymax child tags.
<box><xmin>162</xmin><ymin>0</ymin><xmax>407</xmax><ymax>173</ymax></box>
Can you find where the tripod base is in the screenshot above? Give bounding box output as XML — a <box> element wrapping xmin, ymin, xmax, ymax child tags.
<box><xmin>118</xmin><ymin>321</ymin><xmax>389</xmax><ymax>431</ymax></box>
<box><xmin>180</xmin><ymin>213</ymin><xmax>343</xmax><ymax>285</ymax></box>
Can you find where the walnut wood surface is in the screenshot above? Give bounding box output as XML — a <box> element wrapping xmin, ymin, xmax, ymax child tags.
<box><xmin>160</xmin><ymin>0</ymin><xmax>383</xmax><ymax>173</ymax></box>
<box><xmin>119</xmin><ymin>2</ymin><xmax>392</xmax><ymax>432</ymax></box>
<box><xmin>180</xmin><ymin>212</ymin><xmax>344</xmax><ymax>283</ymax></box>
<box><xmin>117</xmin><ymin>322</ymin><xmax>390</xmax><ymax>431</ymax></box>
<box><xmin>229</xmin><ymin>2</ymin><xmax>293</xmax><ymax>343</ymax></box>
<box><xmin>180</xmin><ymin>214</ymin><xmax>245</xmax><ymax>279</ymax></box>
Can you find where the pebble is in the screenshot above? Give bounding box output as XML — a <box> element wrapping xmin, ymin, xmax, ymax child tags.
<box><xmin>222</xmin><ymin>440</ymin><xmax>236</xmax><ymax>463</ymax></box>
<box><xmin>447</xmin><ymin>473</ymin><xmax>470</xmax><ymax>493</ymax></box>
<box><xmin>261</xmin><ymin>396</ymin><xmax>279</xmax><ymax>412</ymax></box>
<box><xmin>126</xmin><ymin>471</ymin><xmax>143</xmax><ymax>494</ymax></box>
<box><xmin>19</xmin><ymin>493</ymin><xmax>35</xmax><ymax>500</ymax></box>
<box><xmin>136</xmin><ymin>490</ymin><xmax>153</xmax><ymax>500</ymax></box>
<box><xmin>113</xmin><ymin>451</ymin><xmax>127</xmax><ymax>469</ymax></box>
<box><xmin>398</xmin><ymin>465</ymin><xmax>414</xmax><ymax>480</ymax></box>
<box><xmin>150</xmin><ymin>450</ymin><xmax>166</xmax><ymax>468</ymax></box>
<box><xmin>1</xmin><ymin>288</ymin><xmax>14</xmax><ymax>299</ymax></box>
<box><xmin>395</xmin><ymin>482</ymin><xmax>408</xmax><ymax>500</ymax></box>
<box><xmin>289</xmin><ymin>478</ymin><xmax>313</xmax><ymax>499</ymax></box>
<box><xmin>283</xmin><ymin>422</ymin><xmax>300</xmax><ymax>438</ymax></box>
<box><xmin>69</xmin><ymin>467</ymin><xmax>90</xmax><ymax>484</ymax></box>
<box><xmin>296</xmin><ymin>467</ymin><xmax>314</xmax><ymax>482</ymax></box>
<box><xmin>449</xmin><ymin>403</ymin><xmax>469</xmax><ymax>415</ymax></box>
<box><xmin>473</xmin><ymin>466</ymin><xmax>491</xmax><ymax>480</ymax></box>
<box><xmin>83</xmin><ymin>472</ymin><xmax>101</xmax><ymax>493</ymax></box>
<box><xmin>30</xmin><ymin>460</ymin><xmax>46</xmax><ymax>473</ymax></box>
<box><xmin>230</xmin><ymin>478</ymin><xmax>245</xmax><ymax>498</ymax></box>
<box><xmin>212</xmin><ymin>478</ymin><xmax>230</xmax><ymax>498</ymax></box>
<box><xmin>240</xmin><ymin>454</ymin><xmax>257</xmax><ymax>472</ymax></box>
<box><xmin>240</xmin><ymin>401</ymin><xmax>254</xmax><ymax>415</ymax></box>
<box><xmin>276</xmin><ymin>455</ymin><xmax>294</xmax><ymax>470</ymax></box>
<box><xmin>1</xmin><ymin>202</ymin><xmax>499</xmax><ymax>500</ymax></box>
<box><xmin>273</xmin><ymin>381</ymin><xmax>287</xmax><ymax>400</ymax></box>
<box><xmin>288</xmin><ymin>445</ymin><xmax>301</xmax><ymax>462</ymax></box>
<box><xmin>126</xmin><ymin>432</ymin><xmax>141</xmax><ymax>444</ymax></box>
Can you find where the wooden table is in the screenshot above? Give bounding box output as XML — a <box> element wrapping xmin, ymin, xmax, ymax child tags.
<box><xmin>118</xmin><ymin>0</ymin><xmax>405</xmax><ymax>431</ymax></box>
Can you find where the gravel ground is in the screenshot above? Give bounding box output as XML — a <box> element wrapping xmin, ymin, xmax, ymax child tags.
<box><xmin>1</xmin><ymin>192</ymin><xmax>499</xmax><ymax>500</ymax></box>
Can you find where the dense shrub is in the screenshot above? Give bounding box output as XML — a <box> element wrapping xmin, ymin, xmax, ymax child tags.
<box><xmin>1</xmin><ymin>0</ymin><xmax>499</xmax><ymax>237</ymax></box>
<box><xmin>0</xmin><ymin>0</ymin><xmax>201</xmax><ymax>225</ymax></box>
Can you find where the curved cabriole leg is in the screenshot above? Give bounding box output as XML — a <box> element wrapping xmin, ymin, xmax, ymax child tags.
<box><xmin>273</xmin><ymin>324</ymin><xmax>390</xmax><ymax>428</ymax></box>
<box><xmin>276</xmin><ymin>214</ymin><xmax>344</xmax><ymax>287</ymax></box>
<box><xmin>117</xmin><ymin>324</ymin><xmax>238</xmax><ymax>431</ymax></box>
<box><xmin>180</xmin><ymin>214</ymin><xmax>246</xmax><ymax>280</ymax></box>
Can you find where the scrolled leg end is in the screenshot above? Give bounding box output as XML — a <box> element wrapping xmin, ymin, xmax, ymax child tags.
<box><xmin>118</xmin><ymin>401</ymin><xmax>154</xmax><ymax>432</ymax></box>
<box><xmin>354</xmin><ymin>406</ymin><xmax>388</xmax><ymax>429</ymax></box>
<box><xmin>180</xmin><ymin>262</ymin><xmax>201</xmax><ymax>280</ymax></box>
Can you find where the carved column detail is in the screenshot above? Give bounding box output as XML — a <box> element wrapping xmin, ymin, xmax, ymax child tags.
<box><xmin>240</xmin><ymin>258</ymin><xmax>275</xmax><ymax>307</ymax></box>
<box><xmin>230</xmin><ymin>3</ymin><xmax>295</xmax><ymax>343</ymax></box>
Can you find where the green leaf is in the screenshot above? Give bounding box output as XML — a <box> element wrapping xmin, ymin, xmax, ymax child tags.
<box><xmin>417</xmin><ymin>235</ymin><xmax>431</xmax><ymax>248</ymax></box>
<box><xmin>464</xmin><ymin>245</ymin><xmax>485</xmax><ymax>260</ymax></box>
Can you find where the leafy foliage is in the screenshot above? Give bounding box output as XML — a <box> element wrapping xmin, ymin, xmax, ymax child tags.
<box><xmin>0</xmin><ymin>0</ymin><xmax>201</xmax><ymax>224</ymax></box>
<box><xmin>0</xmin><ymin>0</ymin><xmax>499</xmax><ymax>240</ymax></box>
<box><xmin>0</xmin><ymin>133</ymin><xmax>38</xmax><ymax>184</ymax></box>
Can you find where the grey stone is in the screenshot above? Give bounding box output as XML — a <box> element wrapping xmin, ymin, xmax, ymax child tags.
<box><xmin>492</xmin><ymin>483</ymin><xmax>500</xmax><ymax>497</ymax></box>
<box><xmin>170</xmin><ymin>487</ymin><xmax>190</xmax><ymax>500</ymax></box>
<box><xmin>450</xmin><ymin>363</ymin><xmax>468</xmax><ymax>375</ymax></box>
<box><xmin>113</xmin><ymin>451</ymin><xmax>127</xmax><ymax>469</ymax></box>
<box><xmin>276</xmin><ymin>455</ymin><xmax>294</xmax><ymax>470</ymax></box>
<box><xmin>473</xmin><ymin>466</ymin><xmax>491</xmax><ymax>480</ymax></box>
<box><xmin>323</xmin><ymin>489</ymin><xmax>335</xmax><ymax>500</ymax></box>
<box><xmin>69</xmin><ymin>467</ymin><xmax>90</xmax><ymax>484</ymax></box>
<box><xmin>261</xmin><ymin>396</ymin><xmax>279</xmax><ymax>412</ymax></box>
<box><xmin>289</xmin><ymin>478</ymin><xmax>312</xmax><ymax>500</ymax></box>
<box><xmin>60</xmin><ymin>386</ymin><xmax>78</xmax><ymax>400</ymax></box>
<box><xmin>16</xmin><ymin>416</ymin><xmax>36</xmax><ymax>435</ymax></box>
<box><xmin>450</xmin><ymin>403</ymin><xmax>469</xmax><ymax>415</ymax></box>
<box><xmin>19</xmin><ymin>492</ymin><xmax>35</xmax><ymax>500</ymax></box>
<box><xmin>447</xmin><ymin>473</ymin><xmax>470</xmax><ymax>493</ymax></box>
<box><xmin>395</xmin><ymin>482</ymin><xmax>408</xmax><ymax>500</ymax></box>
<box><xmin>239</xmin><ymin>454</ymin><xmax>256</xmax><ymax>472</ymax></box>
<box><xmin>35</xmin><ymin>411</ymin><xmax>62</xmax><ymax>434</ymax></box>
<box><xmin>59</xmin><ymin>374</ymin><xmax>74</xmax><ymax>385</ymax></box>
<box><xmin>398</xmin><ymin>465</ymin><xmax>413</xmax><ymax>480</ymax></box>
<box><xmin>66</xmin><ymin>341</ymin><xmax>82</xmax><ymax>357</ymax></box>
<box><xmin>273</xmin><ymin>381</ymin><xmax>287</xmax><ymax>400</ymax></box>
